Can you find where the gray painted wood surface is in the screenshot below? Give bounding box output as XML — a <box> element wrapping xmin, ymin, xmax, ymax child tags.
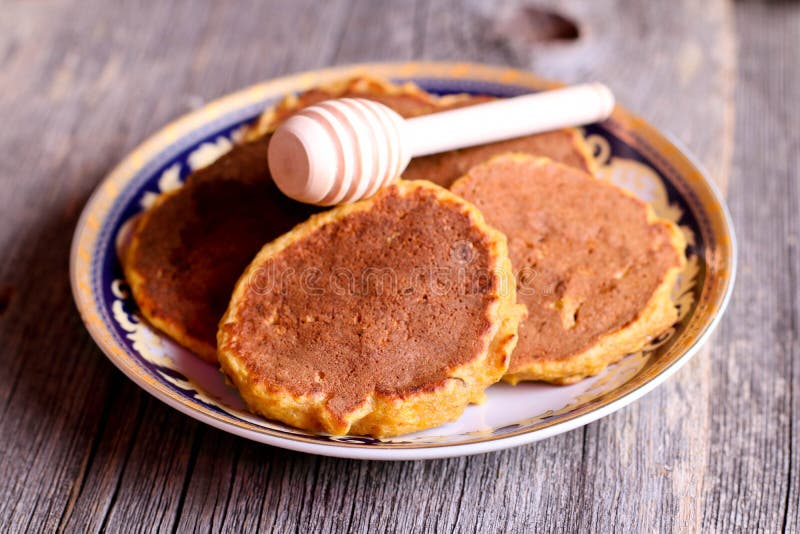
<box><xmin>0</xmin><ymin>0</ymin><xmax>795</xmax><ymax>531</ymax></box>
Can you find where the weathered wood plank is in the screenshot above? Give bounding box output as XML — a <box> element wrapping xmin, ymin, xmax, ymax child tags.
<box><xmin>701</xmin><ymin>3</ymin><xmax>799</xmax><ymax>531</ymax></box>
<box><xmin>58</xmin><ymin>376</ymin><xmax>146</xmax><ymax>533</ymax></box>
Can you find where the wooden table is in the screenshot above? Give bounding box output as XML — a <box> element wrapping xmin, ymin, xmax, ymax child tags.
<box><xmin>0</xmin><ymin>1</ymin><xmax>796</xmax><ymax>531</ymax></box>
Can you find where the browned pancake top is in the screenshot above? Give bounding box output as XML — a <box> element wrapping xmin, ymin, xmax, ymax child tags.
<box><xmin>219</xmin><ymin>183</ymin><xmax>499</xmax><ymax>418</ymax></box>
<box><xmin>282</xmin><ymin>89</ymin><xmax>440</xmax><ymax>119</ymax></box>
<box><xmin>263</xmin><ymin>83</ymin><xmax>595</xmax><ymax>188</ymax></box>
<box><xmin>450</xmin><ymin>156</ymin><xmax>682</xmax><ymax>369</ymax></box>
<box><xmin>404</xmin><ymin>129</ymin><xmax>594</xmax><ymax>188</ymax></box>
<box><xmin>126</xmin><ymin>136</ymin><xmax>319</xmax><ymax>351</ymax></box>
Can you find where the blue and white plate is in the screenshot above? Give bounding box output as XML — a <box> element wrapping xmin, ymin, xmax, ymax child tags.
<box><xmin>70</xmin><ymin>62</ymin><xmax>736</xmax><ymax>460</ymax></box>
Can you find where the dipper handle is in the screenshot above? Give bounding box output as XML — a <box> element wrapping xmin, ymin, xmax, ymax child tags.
<box><xmin>268</xmin><ymin>83</ymin><xmax>614</xmax><ymax>206</ymax></box>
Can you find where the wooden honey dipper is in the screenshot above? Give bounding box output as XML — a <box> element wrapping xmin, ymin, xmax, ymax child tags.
<box><xmin>267</xmin><ymin>83</ymin><xmax>614</xmax><ymax>206</ymax></box>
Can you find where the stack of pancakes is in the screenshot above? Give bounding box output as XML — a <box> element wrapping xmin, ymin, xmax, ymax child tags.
<box><xmin>122</xmin><ymin>76</ymin><xmax>685</xmax><ymax>436</ymax></box>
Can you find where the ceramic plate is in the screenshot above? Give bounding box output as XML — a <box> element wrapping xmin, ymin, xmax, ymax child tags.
<box><xmin>70</xmin><ymin>62</ymin><xmax>736</xmax><ymax>460</ymax></box>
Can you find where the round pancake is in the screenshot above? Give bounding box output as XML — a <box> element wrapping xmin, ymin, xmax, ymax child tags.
<box><xmin>246</xmin><ymin>75</ymin><xmax>597</xmax><ymax>182</ymax></box>
<box><xmin>403</xmin><ymin>127</ymin><xmax>597</xmax><ymax>188</ymax></box>
<box><xmin>244</xmin><ymin>76</ymin><xmax>444</xmax><ymax>140</ymax></box>
<box><xmin>217</xmin><ymin>180</ymin><xmax>525</xmax><ymax>437</ymax></box>
<box><xmin>450</xmin><ymin>154</ymin><xmax>686</xmax><ymax>384</ymax></box>
<box><xmin>123</xmin><ymin>136</ymin><xmax>319</xmax><ymax>362</ymax></box>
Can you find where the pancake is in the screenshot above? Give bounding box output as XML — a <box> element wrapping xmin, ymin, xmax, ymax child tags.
<box><xmin>123</xmin><ymin>136</ymin><xmax>320</xmax><ymax>362</ymax></box>
<box><xmin>244</xmin><ymin>76</ymin><xmax>444</xmax><ymax>140</ymax></box>
<box><xmin>450</xmin><ymin>154</ymin><xmax>686</xmax><ymax>384</ymax></box>
<box><xmin>217</xmin><ymin>180</ymin><xmax>525</xmax><ymax>437</ymax></box>
<box><xmin>245</xmin><ymin>75</ymin><xmax>597</xmax><ymax>182</ymax></box>
<box><xmin>404</xmin><ymin>128</ymin><xmax>596</xmax><ymax>188</ymax></box>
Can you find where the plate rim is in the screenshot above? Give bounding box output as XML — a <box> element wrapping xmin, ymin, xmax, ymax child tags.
<box><xmin>70</xmin><ymin>61</ymin><xmax>737</xmax><ymax>460</ymax></box>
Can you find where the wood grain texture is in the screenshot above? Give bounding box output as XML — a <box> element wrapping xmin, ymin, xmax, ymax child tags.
<box><xmin>1</xmin><ymin>0</ymin><xmax>794</xmax><ymax>532</ymax></box>
<box><xmin>701</xmin><ymin>3</ymin><xmax>799</xmax><ymax>531</ymax></box>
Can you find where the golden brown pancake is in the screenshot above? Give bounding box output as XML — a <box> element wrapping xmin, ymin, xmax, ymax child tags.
<box><xmin>123</xmin><ymin>136</ymin><xmax>319</xmax><ymax>362</ymax></box>
<box><xmin>218</xmin><ymin>180</ymin><xmax>525</xmax><ymax>436</ymax></box>
<box><xmin>246</xmin><ymin>75</ymin><xmax>597</xmax><ymax>182</ymax></box>
<box><xmin>244</xmin><ymin>76</ymin><xmax>445</xmax><ymax>140</ymax></box>
<box><xmin>450</xmin><ymin>154</ymin><xmax>686</xmax><ymax>384</ymax></box>
<box><xmin>404</xmin><ymin>128</ymin><xmax>596</xmax><ymax>188</ymax></box>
